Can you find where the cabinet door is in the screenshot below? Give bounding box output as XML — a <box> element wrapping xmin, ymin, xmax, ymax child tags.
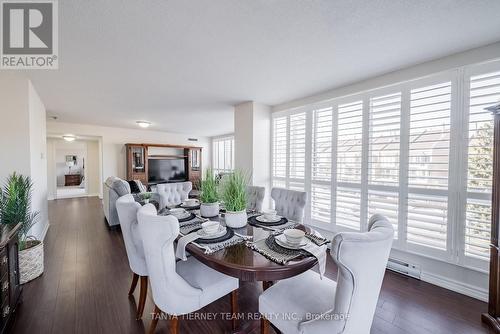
<box><xmin>8</xmin><ymin>237</ymin><xmax>20</xmax><ymax>306</ymax></box>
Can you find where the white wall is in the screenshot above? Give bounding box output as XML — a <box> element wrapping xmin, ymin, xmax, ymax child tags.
<box><xmin>0</xmin><ymin>76</ymin><xmax>48</xmax><ymax>241</ymax></box>
<box><xmin>86</xmin><ymin>140</ymin><xmax>100</xmax><ymax>196</ymax></box>
<box><xmin>271</xmin><ymin>43</ymin><xmax>500</xmax><ymax>302</ymax></box>
<box><xmin>0</xmin><ymin>76</ymin><xmax>31</xmax><ymax>178</ymax></box>
<box><xmin>46</xmin><ymin>121</ymin><xmax>211</xmax><ymax>195</ymax></box>
<box><xmin>274</xmin><ymin>42</ymin><xmax>500</xmax><ymax>112</ymax></box>
<box><xmin>28</xmin><ymin>82</ymin><xmax>48</xmax><ymax>240</ymax></box>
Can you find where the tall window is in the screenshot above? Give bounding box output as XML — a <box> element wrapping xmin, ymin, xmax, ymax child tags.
<box><xmin>464</xmin><ymin>70</ymin><xmax>500</xmax><ymax>261</ymax></box>
<box><xmin>212</xmin><ymin>136</ymin><xmax>234</xmax><ymax>175</ymax></box>
<box><xmin>336</xmin><ymin>100</ymin><xmax>363</xmax><ymax>230</ymax></box>
<box><xmin>271</xmin><ymin>60</ymin><xmax>500</xmax><ymax>271</ymax></box>
<box><xmin>368</xmin><ymin>93</ymin><xmax>401</xmax><ymax>238</ymax></box>
<box><xmin>407</xmin><ymin>82</ymin><xmax>451</xmax><ymax>252</ymax></box>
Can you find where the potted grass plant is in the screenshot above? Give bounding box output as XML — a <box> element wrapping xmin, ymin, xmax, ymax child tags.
<box><xmin>221</xmin><ymin>170</ymin><xmax>248</xmax><ymax>228</ymax></box>
<box><xmin>200</xmin><ymin>168</ymin><xmax>219</xmax><ymax>217</ymax></box>
<box><xmin>0</xmin><ymin>173</ymin><xmax>43</xmax><ymax>284</ymax></box>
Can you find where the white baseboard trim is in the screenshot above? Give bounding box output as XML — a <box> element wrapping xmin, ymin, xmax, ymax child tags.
<box><xmin>421</xmin><ymin>271</ymin><xmax>488</xmax><ymax>302</ymax></box>
<box><xmin>38</xmin><ymin>220</ymin><xmax>50</xmax><ymax>241</ymax></box>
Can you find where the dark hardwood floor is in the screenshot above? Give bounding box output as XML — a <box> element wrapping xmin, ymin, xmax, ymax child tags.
<box><xmin>9</xmin><ymin>197</ymin><xmax>493</xmax><ymax>333</ymax></box>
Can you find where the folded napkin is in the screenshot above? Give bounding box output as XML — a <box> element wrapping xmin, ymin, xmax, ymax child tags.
<box><xmin>176</xmin><ymin>233</ymin><xmax>206</xmax><ymax>261</ymax></box>
<box><xmin>300</xmin><ymin>242</ymin><xmax>328</xmax><ymax>279</ymax></box>
<box><xmin>176</xmin><ymin>230</ymin><xmax>250</xmax><ymax>261</ymax></box>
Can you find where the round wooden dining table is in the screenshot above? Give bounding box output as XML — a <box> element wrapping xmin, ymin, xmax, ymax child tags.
<box><xmin>184</xmin><ymin>218</ymin><xmax>318</xmax><ymax>333</ymax></box>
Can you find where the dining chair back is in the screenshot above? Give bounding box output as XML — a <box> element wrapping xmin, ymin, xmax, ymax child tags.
<box><xmin>259</xmin><ymin>214</ymin><xmax>393</xmax><ymax>334</ymax></box>
<box><xmin>246</xmin><ymin>185</ymin><xmax>265</xmax><ymax>212</ymax></box>
<box><xmin>116</xmin><ymin>194</ymin><xmax>146</xmax><ymax>276</ymax></box>
<box><xmin>155</xmin><ymin>181</ymin><xmax>192</xmax><ymax>208</ymax></box>
<box><xmin>116</xmin><ymin>194</ymin><xmax>149</xmax><ymax>319</ymax></box>
<box><xmin>137</xmin><ymin>204</ymin><xmax>201</xmax><ymax>314</ymax></box>
<box><xmin>270</xmin><ymin>187</ymin><xmax>307</xmax><ymax>222</ymax></box>
<box><xmin>327</xmin><ymin>214</ymin><xmax>393</xmax><ymax>333</ymax></box>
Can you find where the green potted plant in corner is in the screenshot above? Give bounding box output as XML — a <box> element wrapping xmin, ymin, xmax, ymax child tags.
<box><xmin>221</xmin><ymin>170</ymin><xmax>248</xmax><ymax>228</ymax></box>
<box><xmin>200</xmin><ymin>168</ymin><xmax>219</xmax><ymax>218</ymax></box>
<box><xmin>0</xmin><ymin>173</ymin><xmax>43</xmax><ymax>284</ymax></box>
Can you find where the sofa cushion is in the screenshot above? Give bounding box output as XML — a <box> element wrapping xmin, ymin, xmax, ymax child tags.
<box><xmin>112</xmin><ymin>179</ymin><xmax>131</xmax><ymax>196</ymax></box>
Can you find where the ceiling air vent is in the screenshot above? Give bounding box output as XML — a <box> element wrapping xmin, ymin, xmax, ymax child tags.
<box><xmin>188</xmin><ymin>138</ymin><xmax>198</xmax><ymax>142</ymax></box>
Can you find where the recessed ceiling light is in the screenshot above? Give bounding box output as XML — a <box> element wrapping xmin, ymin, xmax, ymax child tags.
<box><xmin>62</xmin><ymin>135</ymin><xmax>76</xmax><ymax>142</ymax></box>
<box><xmin>136</xmin><ymin>120</ymin><xmax>151</xmax><ymax>128</ymax></box>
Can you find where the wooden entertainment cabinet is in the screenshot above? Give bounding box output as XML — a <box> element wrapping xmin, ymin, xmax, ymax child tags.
<box><xmin>125</xmin><ymin>143</ymin><xmax>202</xmax><ymax>188</ymax></box>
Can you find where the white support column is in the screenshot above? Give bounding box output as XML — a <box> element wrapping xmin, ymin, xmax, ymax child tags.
<box><xmin>234</xmin><ymin>101</ymin><xmax>272</xmax><ymax>208</ymax></box>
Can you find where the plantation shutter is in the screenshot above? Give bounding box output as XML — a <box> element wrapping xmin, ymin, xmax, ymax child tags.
<box><xmin>288</xmin><ymin>113</ymin><xmax>306</xmax><ymax>191</ymax></box>
<box><xmin>407</xmin><ymin>82</ymin><xmax>452</xmax><ymax>250</ymax></box>
<box><xmin>336</xmin><ymin>100</ymin><xmax>363</xmax><ymax>230</ymax></box>
<box><xmin>368</xmin><ymin>93</ymin><xmax>402</xmax><ymax>237</ymax></box>
<box><xmin>311</xmin><ymin>107</ymin><xmax>333</xmax><ymax>223</ymax></box>
<box><xmin>464</xmin><ymin>70</ymin><xmax>500</xmax><ymax>259</ymax></box>
<box><xmin>272</xmin><ymin>116</ymin><xmax>288</xmax><ymax>188</ymax></box>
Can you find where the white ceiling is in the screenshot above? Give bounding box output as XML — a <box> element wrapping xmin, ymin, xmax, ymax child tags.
<box><xmin>16</xmin><ymin>0</ymin><xmax>500</xmax><ymax>136</ymax></box>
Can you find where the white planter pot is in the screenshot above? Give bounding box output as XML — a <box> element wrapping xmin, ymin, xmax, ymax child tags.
<box><xmin>19</xmin><ymin>241</ymin><xmax>44</xmax><ymax>284</ymax></box>
<box><xmin>144</xmin><ymin>199</ymin><xmax>150</xmax><ymax>204</ymax></box>
<box><xmin>200</xmin><ymin>202</ymin><xmax>219</xmax><ymax>217</ymax></box>
<box><xmin>225</xmin><ymin>210</ymin><xmax>247</xmax><ymax>228</ymax></box>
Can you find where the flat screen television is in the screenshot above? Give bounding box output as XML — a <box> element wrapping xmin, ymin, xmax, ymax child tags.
<box><xmin>148</xmin><ymin>158</ymin><xmax>186</xmax><ymax>184</ymax></box>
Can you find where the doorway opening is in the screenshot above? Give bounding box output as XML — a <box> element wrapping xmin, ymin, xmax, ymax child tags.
<box><xmin>47</xmin><ymin>136</ymin><xmax>101</xmax><ymax>200</ymax></box>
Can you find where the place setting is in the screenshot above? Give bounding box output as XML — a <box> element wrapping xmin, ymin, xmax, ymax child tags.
<box><xmin>176</xmin><ymin>220</ymin><xmax>250</xmax><ymax>260</ymax></box>
<box><xmin>248</xmin><ymin>209</ymin><xmax>299</xmax><ymax>231</ymax></box>
<box><xmin>248</xmin><ymin>227</ymin><xmax>330</xmax><ymax>278</ymax></box>
<box><xmin>176</xmin><ymin>198</ymin><xmax>200</xmax><ymax>210</ymax></box>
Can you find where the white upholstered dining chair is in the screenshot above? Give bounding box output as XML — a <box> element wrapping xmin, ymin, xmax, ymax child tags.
<box><xmin>271</xmin><ymin>187</ymin><xmax>307</xmax><ymax>222</ymax></box>
<box><xmin>137</xmin><ymin>204</ymin><xmax>240</xmax><ymax>333</ymax></box>
<box><xmin>259</xmin><ymin>214</ymin><xmax>394</xmax><ymax>334</ymax></box>
<box><xmin>246</xmin><ymin>185</ymin><xmax>265</xmax><ymax>212</ymax></box>
<box><xmin>154</xmin><ymin>181</ymin><xmax>192</xmax><ymax>209</ymax></box>
<box><xmin>115</xmin><ymin>194</ymin><xmax>149</xmax><ymax>319</ymax></box>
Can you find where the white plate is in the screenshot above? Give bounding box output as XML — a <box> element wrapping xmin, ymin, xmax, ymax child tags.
<box><xmin>256</xmin><ymin>215</ymin><xmax>282</xmax><ymax>223</ymax></box>
<box><xmin>181</xmin><ymin>201</ymin><xmax>199</xmax><ymax>208</ymax></box>
<box><xmin>197</xmin><ymin>226</ymin><xmax>227</xmax><ymax>239</ymax></box>
<box><xmin>171</xmin><ymin>211</ymin><xmax>191</xmax><ymax>220</ymax></box>
<box><xmin>275</xmin><ymin>234</ymin><xmax>308</xmax><ymax>250</ymax></box>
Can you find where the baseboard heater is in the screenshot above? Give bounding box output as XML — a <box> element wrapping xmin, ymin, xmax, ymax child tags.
<box><xmin>387</xmin><ymin>258</ymin><xmax>421</xmax><ymax>280</ymax></box>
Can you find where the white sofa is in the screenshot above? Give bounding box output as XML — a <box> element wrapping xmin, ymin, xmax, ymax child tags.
<box><xmin>103</xmin><ymin>177</ymin><xmax>148</xmax><ymax>227</ymax></box>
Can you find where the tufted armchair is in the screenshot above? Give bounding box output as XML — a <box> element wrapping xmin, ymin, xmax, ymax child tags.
<box><xmin>259</xmin><ymin>214</ymin><xmax>394</xmax><ymax>334</ymax></box>
<box><xmin>246</xmin><ymin>185</ymin><xmax>265</xmax><ymax>212</ymax></box>
<box><xmin>116</xmin><ymin>194</ymin><xmax>148</xmax><ymax>319</ymax></box>
<box><xmin>271</xmin><ymin>187</ymin><xmax>307</xmax><ymax>222</ymax></box>
<box><xmin>137</xmin><ymin>204</ymin><xmax>239</xmax><ymax>333</ymax></box>
<box><xmin>154</xmin><ymin>181</ymin><xmax>192</xmax><ymax>209</ymax></box>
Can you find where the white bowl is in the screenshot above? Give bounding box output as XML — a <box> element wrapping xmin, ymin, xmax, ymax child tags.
<box><xmin>263</xmin><ymin>209</ymin><xmax>278</xmax><ymax>221</ymax></box>
<box><xmin>201</xmin><ymin>220</ymin><xmax>220</xmax><ymax>235</ymax></box>
<box><xmin>183</xmin><ymin>199</ymin><xmax>198</xmax><ymax>207</ymax></box>
<box><xmin>283</xmin><ymin>229</ymin><xmax>305</xmax><ymax>245</ymax></box>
